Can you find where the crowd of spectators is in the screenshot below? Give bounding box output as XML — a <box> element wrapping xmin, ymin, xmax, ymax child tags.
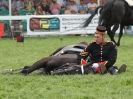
<box><xmin>10</xmin><ymin>0</ymin><xmax>96</xmax><ymax>15</ymax></box>
<box><xmin>0</xmin><ymin>0</ymin><xmax>108</xmax><ymax>16</ymax></box>
<box><xmin>10</xmin><ymin>0</ymin><xmax>100</xmax><ymax>15</ymax></box>
<box><xmin>0</xmin><ymin>0</ymin><xmax>104</xmax><ymax>15</ymax></box>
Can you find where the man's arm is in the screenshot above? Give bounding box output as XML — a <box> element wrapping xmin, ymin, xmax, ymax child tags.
<box><xmin>80</xmin><ymin>43</ymin><xmax>92</xmax><ymax>59</ymax></box>
<box><xmin>80</xmin><ymin>50</ymin><xmax>89</xmax><ymax>59</ymax></box>
<box><xmin>105</xmin><ymin>43</ymin><xmax>117</xmax><ymax>68</ymax></box>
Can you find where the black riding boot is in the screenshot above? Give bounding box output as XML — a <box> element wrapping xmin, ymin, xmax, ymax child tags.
<box><xmin>108</xmin><ymin>66</ymin><xmax>118</xmax><ymax>75</ymax></box>
<box><xmin>108</xmin><ymin>64</ymin><xmax>127</xmax><ymax>75</ymax></box>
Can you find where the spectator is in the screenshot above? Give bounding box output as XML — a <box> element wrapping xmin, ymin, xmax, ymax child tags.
<box><xmin>87</xmin><ymin>0</ymin><xmax>97</xmax><ymax>14</ymax></box>
<box><xmin>24</xmin><ymin>0</ymin><xmax>34</xmax><ymax>10</ymax></box>
<box><xmin>24</xmin><ymin>0</ymin><xmax>35</xmax><ymax>15</ymax></box>
<box><xmin>34</xmin><ymin>5</ymin><xmax>45</xmax><ymax>15</ymax></box>
<box><xmin>15</xmin><ymin>0</ymin><xmax>24</xmax><ymax>11</ymax></box>
<box><xmin>64</xmin><ymin>6</ymin><xmax>71</xmax><ymax>14</ymax></box>
<box><xmin>50</xmin><ymin>0</ymin><xmax>61</xmax><ymax>14</ymax></box>
<box><xmin>67</xmin><ymin>0</ymin><xmax>78</xmax><ymax>14</ymax></box>
<box><xmin>78</xmin><ymin>0</ymin><xmax>87</xmax><ymax>14</ymax></box>
<box><xmin>60</xmin><ymin>6</ymin><xmax>65</xmax><ymax>14</ymax></box>
<box><xmin>41</xmin><ymin>0</ymin><xmax>51</xmax><ymax>14</ymax></box>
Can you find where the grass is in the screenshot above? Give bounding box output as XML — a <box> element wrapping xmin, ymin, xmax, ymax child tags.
<box><xmin>0</xmin><ymin>35</ymin><xmax>133</xmax><ymax>99</ymax></box>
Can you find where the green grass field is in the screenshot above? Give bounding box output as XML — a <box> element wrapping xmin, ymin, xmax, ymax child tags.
<box><xmin>0</xmin><ymin>35</ymin><xmax>133</xmax><ymax>99</ymax></box>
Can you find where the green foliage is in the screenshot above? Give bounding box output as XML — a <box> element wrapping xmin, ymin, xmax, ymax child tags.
<box><xmin>0</xmin><ymin>35</ymin><xmax>133</xmax><ymax>99</ymax></box>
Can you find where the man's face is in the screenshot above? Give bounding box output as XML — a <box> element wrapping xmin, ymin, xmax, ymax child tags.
<box><xmin>94</xmin><ymin>33</ymin><xmax>104</xmax><ymax>44</ymax></box>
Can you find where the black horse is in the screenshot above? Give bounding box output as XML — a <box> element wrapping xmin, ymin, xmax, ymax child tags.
<box><xmin>21</xmin><ymin>42</ymin><xmax>88</xmax><ymax>75</ymax></box>
<box><xmin>83</xmin><ymin>0</ymin><xmax>133</xmax><ymax>46</ymax></box>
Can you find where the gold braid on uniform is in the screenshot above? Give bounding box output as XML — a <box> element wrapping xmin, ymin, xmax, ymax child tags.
<box><xmin>80</xmin><ymin>51</ymin><xmax>88</xmax><ymax>56</ymax></box>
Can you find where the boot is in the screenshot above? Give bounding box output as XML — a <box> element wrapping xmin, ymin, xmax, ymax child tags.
<box><xmin>118</xmin><ymin>64</ymin><xmax>127</xmax><ymax>74</ymax></box>
<box><xmin>108</xmin><ymin>66</ymin><xmax>118</xmax><ymax>75</ymax></box>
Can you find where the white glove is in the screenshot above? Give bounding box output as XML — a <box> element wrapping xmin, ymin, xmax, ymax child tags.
<box><xmin>92</xmin><ymin>63</ymin><xmax>99</xmax><ymax>68</ymax></box>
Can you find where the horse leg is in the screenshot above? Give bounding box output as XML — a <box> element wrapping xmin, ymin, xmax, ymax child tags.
<box><xmin>111</xmin><ymin>24</ymin><xmax>119</xmax><ymax>34</ymax></box>
<box><xmin>107</xmin><ymin>27</ymin><xmax>117</xmax><ymax>45</ymax></box>
<box><xmin>21</xmin><ymin>57</ymin><xmax>50</xmax><ymax>74</ymax></box>
<box><xmin>117</xmin><ymin>25</ymin><xmax>124</xmax><ymax>46</ymax></box>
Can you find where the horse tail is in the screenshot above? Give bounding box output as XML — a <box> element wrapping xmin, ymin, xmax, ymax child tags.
<box><xmin>83</xmin><ymin>6</ymin><xmax>103</xmax><ymax>27</ymax></box>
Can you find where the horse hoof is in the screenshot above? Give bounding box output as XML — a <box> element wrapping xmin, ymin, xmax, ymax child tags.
<box><xmin>20</xmin><ymin>69</ymin><xmax>28</xmax><ymax>75</ymax></box>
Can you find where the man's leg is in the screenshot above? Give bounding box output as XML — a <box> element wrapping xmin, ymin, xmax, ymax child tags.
<box><xmin>89</xmin><ymin>63</ymin><xmax>107</xmax><ymax>74</ymax></box>
<box><xmin>108</xmin><ymin>64</ymin><xmax>127</xmax><ymax>74</ymax></box>
<box><xmin>51</xmin><ymin>63</ymin><xmax>81</xmax><ymax>75</ymax></box>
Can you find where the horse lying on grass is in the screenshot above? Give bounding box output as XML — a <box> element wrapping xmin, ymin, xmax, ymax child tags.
<box><xmin>20</xmin><ymin>42</ymin><xmax>91</xmax><ymax>75</ymax></box>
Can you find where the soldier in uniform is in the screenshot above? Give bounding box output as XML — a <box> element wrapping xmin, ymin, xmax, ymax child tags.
<box><xmin>80</xmin><ymin>25</ymin><xmax>127</xmax><ymax>74</ymax></box>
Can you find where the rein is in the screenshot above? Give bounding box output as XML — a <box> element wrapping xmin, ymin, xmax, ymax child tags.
<box><xmin>0</xmin><ymin>68</ymin><xmax>23</xmax><ymax>74</ymax></box>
